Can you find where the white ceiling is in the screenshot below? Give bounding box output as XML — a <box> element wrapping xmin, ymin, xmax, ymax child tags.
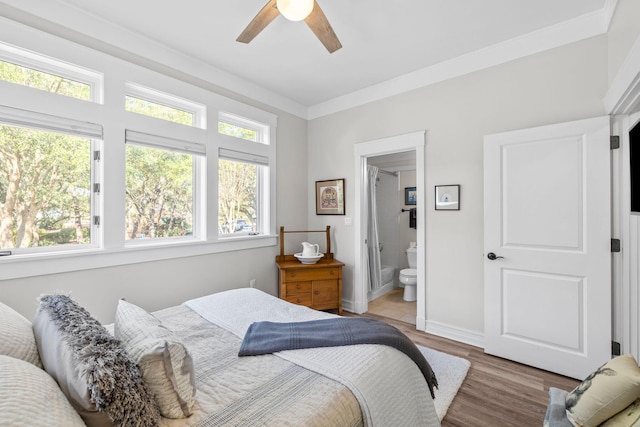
<box><xmin>0</xmin><ymin>0</ymin><xmax>612</xmax><ymax>117</ymax></box>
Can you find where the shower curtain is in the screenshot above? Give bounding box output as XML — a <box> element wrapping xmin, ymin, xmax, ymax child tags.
<box><xmin>367</xmin><ymin>165</ymin><xmax>382</xmax><ymax>292</ymax></box>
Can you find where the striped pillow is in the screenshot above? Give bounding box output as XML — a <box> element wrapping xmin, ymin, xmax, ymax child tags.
<box><xmin>0</xmin><ymin>301</ymin><xmax>42</xmax><ymax>368</ymax></box>
<box><xmin>0</xmin><ymin>355</ymin><xmax>85</xmax><ymax>426</ymax></box>
<box><xmin>115</xmin><ymin>299</ymin><xmax>196</xmax><ymax>419</ymax></box>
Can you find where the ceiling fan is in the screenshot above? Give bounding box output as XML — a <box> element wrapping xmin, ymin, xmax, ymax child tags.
<box><xmin>237</xmin><ymin>0</ymin><xmax>342</xmax><ymax>53</ymax></box>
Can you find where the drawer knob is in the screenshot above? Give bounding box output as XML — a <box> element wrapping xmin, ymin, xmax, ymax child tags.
<box><xmin>290</xmin><ymin>272</ymin><xmax>296</xmax><ymax>278</ymax></box>
<box><xmin>296</xmin><ymin>284</ymin><xmax>302</xmax><ymax>290</ymax></box>
<box><xmin>330</xmin><ymin>270</ymin><xmax>335</xmax><ymax>275</ymax></box>
<box><xmin>314</xmin><ymin>290</ymin><xmax>319</xmax><ymax>295</ymax></box>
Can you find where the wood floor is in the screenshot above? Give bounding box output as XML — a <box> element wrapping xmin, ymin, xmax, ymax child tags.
<box><xmin>344</xmin><ymin>310</ymin><xmax>580</xmax><ymax>426</ymax></box>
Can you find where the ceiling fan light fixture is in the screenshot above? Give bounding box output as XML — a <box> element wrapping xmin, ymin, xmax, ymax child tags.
<box><xmin>276</xmin><ymin>0</ymin><xmax>314</xmax><ymax>21</ymax></box>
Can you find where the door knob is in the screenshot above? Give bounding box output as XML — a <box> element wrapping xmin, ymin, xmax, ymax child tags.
<box><xmin>487</xmin><ymin>252</ymin><xmax>504</xmax><ymax>260</ymax></box>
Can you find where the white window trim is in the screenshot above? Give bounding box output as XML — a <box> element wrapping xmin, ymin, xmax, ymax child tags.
<box><xmin>0</xmin><ymin>25</ymin><xmax>278</xmax><ymax>280</ymax></box>
<box><xmin>125</xmin><ymin>129</ymin><xmax>204</xmax><ymax>244</ymax></box>
<box><xmin>0</xmin><ymin>105</ymin><xmax>102</xmax><ymax>255</ymax></box>
<box><xmin>0</xmin><ymin>41</ymin><xmax>103</xmax><ymax>103</ymax></box>
<box><xmin>125</xmin><ymin>82</ymin><xmax>207</xmax><ymax>129</ymax></box>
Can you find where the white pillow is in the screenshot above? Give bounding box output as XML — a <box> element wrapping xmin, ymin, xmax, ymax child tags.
<box><xmin>0</xmin><ymin>301</ymin><xmax>42</xmax><ymax>368</ymax></box>
<box><xmin>115</xmin><ymin>299</ymin><xmax>196</xmax><ymax>419</ymax></box>
<box><xmin>0</xmin><ymin>355</ymin><xmax>86</xmax><ymax>427</ymax></box>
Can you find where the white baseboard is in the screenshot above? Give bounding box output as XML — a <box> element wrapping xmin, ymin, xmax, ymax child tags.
<box><xmin>368</xmin><ymin>283</ymin><xmax>395</xmax><ymax>301</ymax></box>
<box><xmin>424</xmin><ymin>320</ymin><xmax>485</xmax><ymax>349</ymax></box>
<box><xmin>343</xmin><ymin>298</ymin><xmax>485</xmax><ymax>348</ymax></box>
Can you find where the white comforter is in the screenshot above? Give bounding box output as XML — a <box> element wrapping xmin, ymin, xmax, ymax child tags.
<box><xmin>185</xmin><ymin>288</ymin><xmax>440</xmax><ymax>427</ymax></box>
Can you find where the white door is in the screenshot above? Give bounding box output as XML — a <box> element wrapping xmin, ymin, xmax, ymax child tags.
<box><xmin>484</xmin><ymin>116</ymin><xmax>611</xmax><ymax>379</ymax></box>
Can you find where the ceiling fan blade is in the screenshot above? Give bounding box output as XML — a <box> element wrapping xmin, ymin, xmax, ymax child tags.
<box><xmin>237</xmin><ymin>0</ymin><xmax>280</xmax><ymax>44</ymax></box>
<box><xmin>304</xmin><ymin>0</ymin><xmax>342</xmax><ymax>53</ymax></box>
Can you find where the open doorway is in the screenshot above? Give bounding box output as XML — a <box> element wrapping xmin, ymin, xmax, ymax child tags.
<box><xmin>366</xmin><ymin>153</ymin><xmax>417</xmax><ymax>324</ymax></box>
<box><xmin>353</xmin><ymin>131</ymin><xmax>427</xmax><ymax>329</ymax></box>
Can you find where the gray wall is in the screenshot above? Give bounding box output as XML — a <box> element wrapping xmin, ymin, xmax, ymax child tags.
<box><xmin>0</xmin><ymin>109</ymin><xmax>308</xmax><ymax>323</ymax></box>
<box><xmin>308</xmin><ymin>35</ymin><xmax>609</xmax><ymax>334</ymax></box>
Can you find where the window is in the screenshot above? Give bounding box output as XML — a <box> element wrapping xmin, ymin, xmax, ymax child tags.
<box><xmin>125</xmin><ymin>131</ymin><xmax>203</xmax><ymax>242</ymax></box>
<box><xmin>217</xmin><ymin>112</ymin><xmax>272</xmax><ymax>237</ymax></box>
<box><xmin>0</xmin><ymin>42</ymin><xmax>101</xmax><ymax>102</ymax></box>
<box><xmin>0</xmin><ymin>107</ymin><xmax>101</xmax><ymax>253</ymax></box>
<box><xmin>125</xmin><ymin>83</ymin><xmax>205</xmax><ymax>128</ymax></box>
<box><xmin>218</xmin><ymin>158</ymin><xmax>260</xmax><ymax>235</ymax></box>
<box><xmin>0</xmin><ymin>33</ymin><xmax>277</xmax><ymax>280</ymax></box>
<box><xmin>219</xmin><ymin>113</ymin><xmax>268</xmax><ymax>144</ymax></box>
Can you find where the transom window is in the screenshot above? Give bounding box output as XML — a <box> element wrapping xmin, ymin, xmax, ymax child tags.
<box><xmin>219</xmin><ymin>112</ymin><xmax>269</xmax><ymax>144</ymax></box>
<box><xmin>0</xmin><ymin>42</ymin><xmax>102</xmax><ymax>102</ymax></box>
<box><xmin>0</xmin><ymin>37</ymin><xmax>276</xmax><ymax>279</ymax></box>
<box><xmin>125</xmin><ymin>83</ymin><xmax>206</xmax><ymax>128</ymax></box>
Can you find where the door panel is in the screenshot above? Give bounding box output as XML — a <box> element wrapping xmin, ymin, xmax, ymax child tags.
<box><xmin>484</xmin><ymin>116</ymin><xmax>611</xmax><ymax>379</ymax></box>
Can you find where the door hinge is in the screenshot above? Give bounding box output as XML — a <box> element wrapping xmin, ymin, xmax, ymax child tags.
<box><xmin>93</xmin><ymin>216</ymin><xmax>100</xmax><ymax>226</ymax></box>
<box><xmin>611</xmin><ymin>238</ymin><xmax>621</xmax><ymax>253</ymax></box>
<box><xmin>94</xmin><ymin>150</ymin><xmax>101</xmax><ymax>161</ymax></box>
<box><xmin>93</xmin><ymin>183</ymin><xmax>101</xmax><ymax>194</ymax></box>
<box><xmin>611</xmin><ymin>135</ymin><xmax>620</xmax><ymax>150</ymax></box>
<box><xmin>612</xmin><ymin>341</ymin><xmax>621</xmax><ymax>356</ymax></box>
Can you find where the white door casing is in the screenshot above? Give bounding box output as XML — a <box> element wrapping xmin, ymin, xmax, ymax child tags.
<box><xmin>353</xmin><ymin>131</ymin><xmax>426</xmax><ymax>327</ymax></box>
<box><xmin>484</xmin><ymin>116</ymin><xmax>611</xmax><ymax>379</ymax></box>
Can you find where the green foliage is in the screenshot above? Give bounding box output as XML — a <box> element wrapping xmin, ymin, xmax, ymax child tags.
<box><xmin>125</xmin><ymin>96</ymin><xmax>193</xmax><ymax>126</ymax></box>
<box><xmin>218</xmin><ymin>159</ymin><xmax>257</xmax><ymax>234</ymax></box>
<box><xmin>125</xmin><ymin>144</ymin><xmax>193</xmax><ymax>239</ymax></box>
<box><xmin>0</xmin><ymin>61</ymin><xmax>91</xmax><ymax>100</ymax></box>
<box><xmin>218</xmin><ymin>122</ymin><xmax>258</xmax><ymax>142</ymax></box>
<box><xmin>0</xmin><ymin>125</ymin><xmax>91</xmax><ymax>248</ymax></box>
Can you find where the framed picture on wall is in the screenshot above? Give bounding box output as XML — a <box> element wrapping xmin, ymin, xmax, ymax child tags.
<box><xmin>435</xmin><ymin>185</ymin><xmax>460</xmax><ymax>210</ymax></box>
<box><xmin>405</xmin><ymin>187</ymin><xmax>416</xmax><ymax>205</ymax></box>
<box><xmin>316</xmin><ymin>179</ymin><xmax>345</xmax><ymax>215</ymax></box>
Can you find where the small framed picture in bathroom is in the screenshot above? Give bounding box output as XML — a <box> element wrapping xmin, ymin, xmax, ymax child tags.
<box><xmin>435</xmin><ymin>185</ymin><xmax>460</xmax><ymax>210</ymax></box>
<box><xmin>404</xmin><ymin>187</ymin><xmax>416</xmax><ymax>205</ymax></box>
<box><xmin>315</xmin><ymin>178</ymin><xmax>345</xmax><ymax>215</ymax></box>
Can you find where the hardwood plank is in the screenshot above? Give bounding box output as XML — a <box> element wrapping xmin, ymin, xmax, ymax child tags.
<box><xmin>344</xmin><ymin>311</ymin><xmax>579</xmax><ymax>426</ymax></box>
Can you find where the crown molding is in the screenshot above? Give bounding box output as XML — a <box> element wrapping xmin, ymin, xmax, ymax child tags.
<box><xmin>0</xmin><ymin>1</ymin><xmax>615</xmax><ymax>121</ymax></box>
<box><xmin>307</xmin><ymin>8</ymin><xmax>611</xmax><ymax>119</ymax></box>
<box><xmin>0</xmin><ymin>1</ymin><xmax>309</xmax><ymax>118</ymax></box>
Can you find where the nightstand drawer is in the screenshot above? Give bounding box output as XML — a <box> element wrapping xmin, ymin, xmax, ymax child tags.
<box><xmin>285</xmin><ymin>281</ymin><xmax>312</xmax><ymax>295</ymax></box>
<box><xmin>285</xmin><ymin>268</ymin><xmax>339</xmax><ymax>281</ymax></box>
<box><xmin>284</xmin><ymin>294</ymin><xmax>313</xmax><ymax>306</ymax></box>
<box><xmin>312</xmin><ymin>280</ymin><xmax>339</xmax><ymax>307</ymax></box>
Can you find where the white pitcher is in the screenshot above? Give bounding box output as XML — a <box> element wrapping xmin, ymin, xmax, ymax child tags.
<box><xmin>301</xmin><ymin>242</ymin><xmax>319</xmax><ymax>257</ymax></box>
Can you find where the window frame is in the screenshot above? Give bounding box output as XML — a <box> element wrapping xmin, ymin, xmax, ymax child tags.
<box><xmin>125</xmin><ymin>82</ymin><xmax>207</xmax><ymax>129</ymax></box>
<box><xmin>124</xmin><ymin>130</ymin><xmax>204</xmax><ymax>245</ymax></box>
<box><xmin>0</xmin><ymin>26</ymin><xmax>278</xmax><ymax>281</ymax></box>
<box><xmin>0</xmin><ymin>41</ymin><xmax>103</xmax><ymax>103</ymax></box>
<box><xmin>0</xmin><ymin>105</ymin><xmax>102</xmax><ymax>254</ymax></box>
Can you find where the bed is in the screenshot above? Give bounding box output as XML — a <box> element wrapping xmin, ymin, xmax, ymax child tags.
<box><xmin>0</xmin><ymin>288</ymin><xmax>441</xmax><ymax>427</ymax></box>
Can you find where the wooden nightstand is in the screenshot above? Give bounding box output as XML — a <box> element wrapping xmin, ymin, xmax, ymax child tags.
<box><xmin>276</xmin><ymin>226</ymin><xmax>344</xmax><ymax>314</ymax></box>
<box><xmin>276</xmin><ymin>257</ymin><xmax>344</xmax><ymax>314</ymax></box>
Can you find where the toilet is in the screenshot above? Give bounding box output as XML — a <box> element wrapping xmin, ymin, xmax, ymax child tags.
<box><xmin>399</xmin><ymin>247</ymin><xmax>417</xmax><ymax>302</ymax></box>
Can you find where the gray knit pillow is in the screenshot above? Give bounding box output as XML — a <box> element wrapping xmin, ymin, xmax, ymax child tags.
<box><xmin>33</xmin><ymin>294</ymin><xmax>159</xmax><ymax>427</ymax></box>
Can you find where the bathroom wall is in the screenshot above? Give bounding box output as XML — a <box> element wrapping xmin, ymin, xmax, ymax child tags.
<box><xmin>398</xmin><ymin>170</ymin><xmax>417</xmax><ymax>270</ymax></box>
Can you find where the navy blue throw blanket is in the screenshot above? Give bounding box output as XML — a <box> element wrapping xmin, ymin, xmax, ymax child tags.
<box><xmin>238</xmin><ymin>317</ymin><xmax>438</xmax><ymax>398</ymax></box>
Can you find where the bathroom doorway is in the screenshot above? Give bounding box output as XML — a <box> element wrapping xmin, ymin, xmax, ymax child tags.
<box><xmin>353</xmin><ymin>131</ymin><xmax>426</xmax><ymax>329</ymax></box>
<box><xmin>366</xmin><ymin>153</ymin><xmax>417</xmax><ymax>324</ymax></box>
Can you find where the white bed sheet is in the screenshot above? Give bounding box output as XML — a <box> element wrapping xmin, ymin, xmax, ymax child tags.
<box><xmin>185</xmin><ymin>288</ymin><xmax>440</xmax><ymax>427</ymax></box>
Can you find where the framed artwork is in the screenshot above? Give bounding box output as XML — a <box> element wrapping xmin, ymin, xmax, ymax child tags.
<box><xmin>316</xmin><ymin>179</ymin><xmax>345</xmax><ymax>215</ymax></box>
<box><xmin>435</xmin><ymin>185</ymin><xmax>460</xmax><ymax>210</ymax></box>
<box><xmin>404</xmin><ymin>187</ymin><xmax>417</xmax><ymax>205</ymax></box>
